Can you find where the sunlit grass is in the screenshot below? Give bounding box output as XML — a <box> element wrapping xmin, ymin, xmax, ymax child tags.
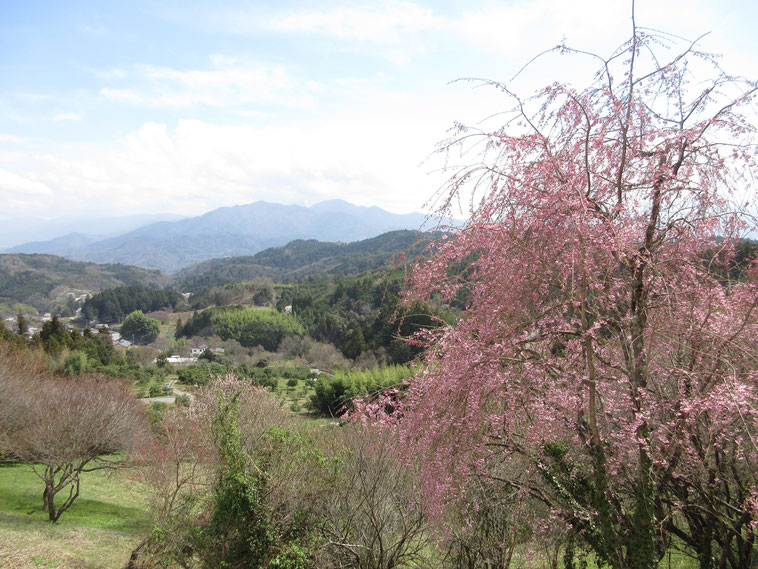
<box><xmin>0</xmin><ymin>461</ymin><xmax>151</xmax><ymax>568</ymax></box>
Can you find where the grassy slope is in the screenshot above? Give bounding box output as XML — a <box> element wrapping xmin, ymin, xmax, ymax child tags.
<box><xmin>0</xmin><ymin>462</ymin><xmax>150</xmax><ymax>569</ymax></box>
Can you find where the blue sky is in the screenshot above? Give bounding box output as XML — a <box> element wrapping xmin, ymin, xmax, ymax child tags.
<box><xmin>1</xmin><ymin>0</ymin><xmax>756</xmax><ymax>230</ymax></box>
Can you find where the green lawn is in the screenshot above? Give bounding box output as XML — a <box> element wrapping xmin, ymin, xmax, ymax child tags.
<box><xmin>0</xmin><ymin>461</ymin><xmax>151</xmax><ymax>569</ymax></box>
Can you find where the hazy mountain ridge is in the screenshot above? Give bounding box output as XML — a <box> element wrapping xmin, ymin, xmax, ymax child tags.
<box><xmin>6</xmin><ymin>232</ymin><xmax>103</xmax><ymax>255</ymax></box>
<box><xmin>4</xmin><ymin>200</ymin><xmax>429</xmax><ymax>273</ymax></box>
<box><xmin>0</xmin><ymin>213</ymin><xmax>185</xmax><ymax>250</ymax></box>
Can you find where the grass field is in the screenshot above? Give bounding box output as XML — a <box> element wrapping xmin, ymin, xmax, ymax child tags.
<box><xmin>0</xmin><ymin>462</ymin><xmax>151</xmax><ymax>569</ymax></box>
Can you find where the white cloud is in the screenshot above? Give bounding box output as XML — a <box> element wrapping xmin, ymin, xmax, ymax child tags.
<box><xmin>0</xmin><ymin>152</ymin><xmax>28</xmax><ymax>162</ymax></box>
<box><xmin>235</xmin><ymin>110</ymin><xmax>271</xmax><ymax>119</ymax></box>
<box><xmin>209</xmin><ymin>54</ymin><xmax>239</xmax><ymax>67</ymax></box>
<box><xmin>274</xmin><ymin>1</ymin><xmax>440</xmax><ymax>42</ymax></box>
<box><xmin>1</xmin><ymin>94</ymin><xmax>457</xmax><ymax>220</ymax></box>
<box><xmin>15</xmin><ymin>92</ymin><xmax>54</xmax><ymax>102</ymax></box>
<box><xmin>455</xmin><ymin>0</ymin><xmax>629</xmax><ymax>57</ymax></box>
<box><xmin>4</xmin><ymin>0</ymin><xmax>755</xmax><ymax>225</ymax></box>
<box><xmin>98</xmin><ymin>62</ymin><xmax>311</xmax><ymax>109</ymax></box>
<box><xmin>272</xmin><ymin>1</ymin><xmax>443</xmax><ymax>64</ymax></box>
<box><xmin>99</xmin><ymin>88</ymin><xmax>145</xmax><ymax>104</ymax></box>
<box><xmin>53</xmin><ymin>112</ymin><xmax>82</xmax><ymax>121</ymax></box>
<box><xmin>0</xmin><ymin>167</ymin><xmax>54</xmax><ymax>199</ymax></box>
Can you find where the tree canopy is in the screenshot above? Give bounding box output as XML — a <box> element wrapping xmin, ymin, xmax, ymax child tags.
<box><xmin>82</xmin><ymin>286</ymin><xmax>181</xmax><ymax>323</ymax></box>
<box><xmin>359</xmin><ymin>22</ymin><xmax>758</xmax><ymax>569</ymax></box>
<box><xmin>120</xmin><ymin>310</ymin><xmax>161</xmax><ymax>344</ymax></box>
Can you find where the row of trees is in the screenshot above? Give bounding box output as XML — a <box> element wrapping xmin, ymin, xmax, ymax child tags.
<box><xmin>37</xmin><ymin>314</ymin><xmax>115</xmax><ymax>363</ymax></box>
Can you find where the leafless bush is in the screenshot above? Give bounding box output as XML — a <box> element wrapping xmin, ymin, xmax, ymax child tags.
<box><xmin>133</xmin><ymin>406</ymin><xmax>216</xmax><ymax>522</ymax></box>
<box><xmin>0</xmin><ymin>345</ymin><xmax>146</xmax><ymax>521</ymax></box>
<box><xmin>128</xmin><ymin>345</ymin><xmax>161</xmax><ymax>366</ymax></box>
<box><xmin>277</xmin><ymin>335</ymin><xmax>309</xmax><ymax>359</ymax></box>
<box><xmin>306</xmin><ymin>340</ymin><xmax>350</xmax><ymax>371</ymax></box>
<box><xmin>353</xmin><ymin>351</ymin><xmax>381</xmax><ymax>370</ymax></box>
<box><xmin>127</xmin><ymin>406</ymin><xmax>216</xmax><ymax>568</ymax></box>
<box><xmin>129</xmin><ymin>375</ymin><xmax>337</xmax><ymax>568</ymax></box>
<box><xmin>440</xmin><ymin>455</ymin><xmax>567</xmax><ymax>569</ymax></box>
<box><xmin>0</xmin><ymin>345</ymin><xmax>46</xmax><ymax>459</ymax></box>
<box><xmin>317</xmin><ymin>425</ymin><xmax>432</xmax><ymax>569</ymax></box>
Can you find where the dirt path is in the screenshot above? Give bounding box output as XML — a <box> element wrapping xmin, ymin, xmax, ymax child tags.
<box><xmin>139</xmin><ymin>380</ymin><xmax>194</xmax><ymax>404</ymax></box>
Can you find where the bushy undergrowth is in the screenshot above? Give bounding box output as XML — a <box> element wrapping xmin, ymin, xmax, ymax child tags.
<box><xmin>308</xmin><ymin>364</ymin><xmax>413</xmax><ymax>417</ymax></box>
<box><xmin>176</xmin><ymin>362</ymin><xmax>314</xmax><ymax>390</ymax></box>
<box><xmin>127</xmin><ymin>377</ymin><xmax>434</xmax><ymax>569</ymax></box>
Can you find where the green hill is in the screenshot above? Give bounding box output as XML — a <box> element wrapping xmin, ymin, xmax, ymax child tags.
<box><xmin>0</xmin><ymin>254</ymin><xmax>171</xmax><ymax>316</ymax></box>
<box><xmin>173</xmin><ymin>230</ymin><xmax>438</xmax><ymax>291</ymax></box>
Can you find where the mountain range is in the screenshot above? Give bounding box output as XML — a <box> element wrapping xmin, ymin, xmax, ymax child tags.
<box><xmin>4</xmin><ymin>200</ymin><xmax>429</xmax><ymax>273</ymax></box>
<box><xmin>0</xmin><ymin>213</ymin><xmax>185</xmax><ymax>250</ymax></box>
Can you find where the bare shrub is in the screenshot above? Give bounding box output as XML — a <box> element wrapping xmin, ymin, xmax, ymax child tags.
<box><xmin>317</xmin><ymin>425</ymin><xmax>432</xmax><ymax>569</ymax></box>
<box><xmin>353</xmin><ymin>350</ymin><xmax>380</xmax><ymax>370</ymax></box>
<box><xmin>277</xmin><ymin>335</ymin><xmax>309</xmax><ymax>359</ymax></box>
<box><xmin>127</xmin><ymin>406</ymin><xmax>216</xmax><ymax>568</ymax></box>
<box><xmin>129</xmin><ymin>375</ymin><xmax>337</xmax><ymax>568</ymax></box>
<box><xmin>306</xmin><ymin>340</ymin><xmax>350</xmax><ymax>371</ymax></box>
<box><xmin>0</xmin><ymin>345</ymin><xmax>146</xmax><ymax>522</ymax></box>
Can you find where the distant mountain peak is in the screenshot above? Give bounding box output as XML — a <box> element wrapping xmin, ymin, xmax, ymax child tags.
<box><xmin>5</xmin><ymin>199</ymin><xmax>427</xmax><ymax>273</ymax></box>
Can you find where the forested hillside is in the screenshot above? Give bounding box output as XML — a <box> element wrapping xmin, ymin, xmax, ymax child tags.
<box><xmin>173</xmin><ymin>229</ymin><xmax>437</xmax><ymax>290</ymax></box>
<box><xmin>0</xmin><ymin>231</ymin><xmax>435</xmax><ymax>319</ymax></box>
<box><xmin>81</xmin><ymin>286</ymin><xmax>184</xmax><ymax>323</ymax></box>
<box><xmin>181</xmin><ymin>267</ymin><xmax>453</xmax><ymax>364</ymax></box>
<box><xmin>0</xmin><ymin>254</ymin><xmax>170</xmax><ymax>316</ymax></box>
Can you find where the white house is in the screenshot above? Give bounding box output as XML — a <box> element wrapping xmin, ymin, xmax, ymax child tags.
<box><xmin>190</xmin><ymin>344</ymin><xmax>209</xmax><ymax>356</ymax></box>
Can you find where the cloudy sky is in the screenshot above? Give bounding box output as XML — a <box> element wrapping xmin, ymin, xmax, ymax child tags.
<box><xmin>1</xmin><ymin>0</ymin><xmax>756</xmax><ymax>232</ymax></box>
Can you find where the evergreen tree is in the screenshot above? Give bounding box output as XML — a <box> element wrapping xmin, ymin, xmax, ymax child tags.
<box><xmin>16</xmin><ymin>313</ymin><xmax>29</xmax><ymax>336</ymax></box>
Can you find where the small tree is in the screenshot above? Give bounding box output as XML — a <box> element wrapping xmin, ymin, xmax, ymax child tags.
<box><xmin>0</xmin><ymin>348</ymin><xmax>146</xmax><ymax>521</ymax></box>
<box><xmin>199</xmin><ymin>347</ymin><xmax>220</xmax><ymax>362</ymax></box>
<box><xmin>342</xmin><ymin>327</ymin><xmax>367</xmax><ymax>360</ymax></box>
<box><xmin>121</xmin><ymin>310</ymin><xmax>161</xmax><ymax>344</ymax></box>
<box><xmin>38</xmin><ymin>314</ymin><xmax>70</xmax><ymax>355</ymax></box>
<box><xmin>16</xmin><ymin>313</ymin><xmax>28</xmax><ymax>336</ymax></box>
<box><xmin>319</xmin><ymin>426</ymin><xmax>432</xmax><ymax>569</ymax></box>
